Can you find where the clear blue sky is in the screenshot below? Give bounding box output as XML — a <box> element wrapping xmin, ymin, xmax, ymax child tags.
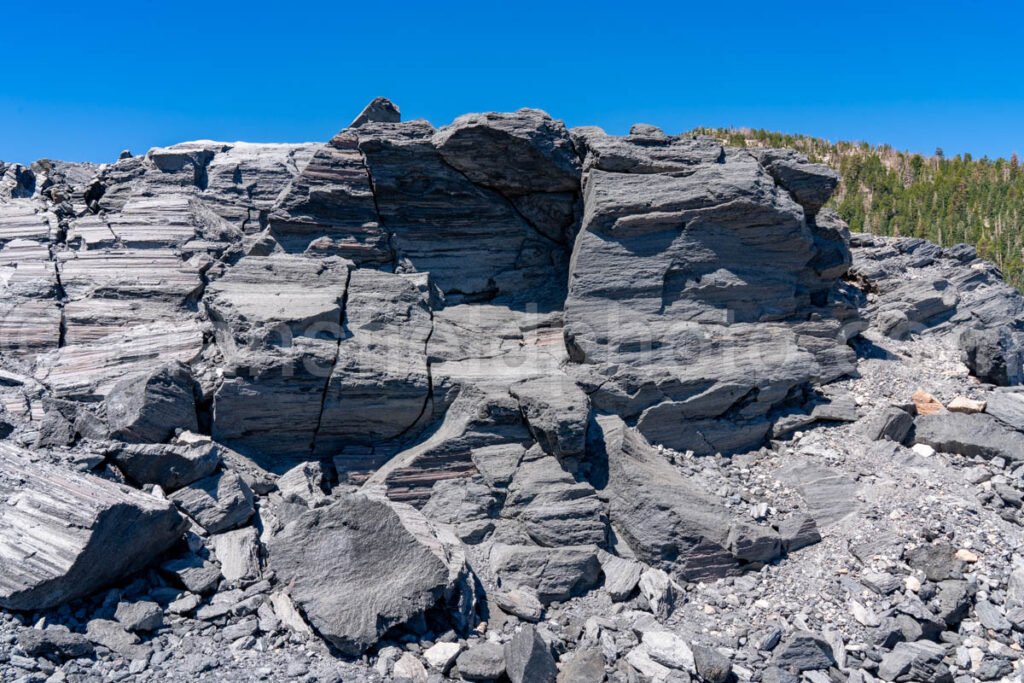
<box><xmin>3</xmin><ymin>0</ymin><xmax>1022</xmax><ymax>164</ymax></box>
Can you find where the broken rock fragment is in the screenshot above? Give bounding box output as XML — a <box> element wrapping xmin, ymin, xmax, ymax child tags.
<box><xmin>0</xmin><ymin>443</ymin><xmax>187</xmax><ymax>610</ymax></box>
<box><xmin>105</xmin><ymin>361</ymin><xmax>199</xmax><ymax>443</ymax></box>
<box><xmin>266</xmin><ymin>491</ymin><xmax>469</xmax><ymax>656</ymax></box>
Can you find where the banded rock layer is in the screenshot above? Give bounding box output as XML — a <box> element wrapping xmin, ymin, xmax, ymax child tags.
<box><xmin>1</xmin><ymin>100</ymin><xmax>1023</xmax><ymax>678</ymax></box>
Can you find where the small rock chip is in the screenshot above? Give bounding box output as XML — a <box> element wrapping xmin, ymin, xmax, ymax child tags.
<box><xmin>912</xmin><ymin>389</ymin><xmax>944</xmax><ymax>416</ymax></box>
<box><xmin>947</xmin><ymin>396</ymin><xmax>986</xmax><ymax>414</ymax></box>
<box><xmin>955</xmin><ymin>548</ymin><xmax>979</xmax><ymax>563</ymax></box>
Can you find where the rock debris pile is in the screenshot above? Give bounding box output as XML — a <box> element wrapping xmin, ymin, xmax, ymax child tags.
<box><xmin>2</xmin><ymin>99</ymin><xmax>1024</xmax><ymax>681</ymax></box>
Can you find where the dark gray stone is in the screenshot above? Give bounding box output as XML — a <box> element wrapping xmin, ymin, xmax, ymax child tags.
<box><xmin>593</xmin><ymin>415</ymin><xmax>740</xmax><ymax>581</ymax></box>
<box><xmin>727</xmin><ymin>522</ymin><xmax>783</xmax><ymax>563</ymax></box>
<box><xmin>489</xmin><ymin>543</ymin><xmax>600</xmax><ymax>604</ymax></box>
<box><xmin>692</xmin><ymin>644</ymin><xmax>732</xmax><ymax>683</ymax></box>
<box><xmin>115</xmin><ymin>600</ymin><xmax>163</xmax><ymax>632</ymax></box>
<box><xmin>772</xmin><ymin>631</ymin><xmax>836</xmax><ymax>672</ymax></box>
<box><xmin>108</xmin><ymin>440</ymin><xmax>221</xmax><ymax>491</ymax></box>
<box><xmin>266</xmin><ymin>493</ymin><xmax>467</xmax><ymax>656</ymax></box>
<box><xmin>105</xmin><ymin>362</ymin><xmax>198</xmax><ymax>443</ymax></box>
<box><xmin>17</xmin><ymin>627</ymin><xmax>95</xmax><ymax>661</ymax></box>
<box><xmin>169</xmin><ymin>470</ymin><xmax>254</xmax><ymax>534</ymax></box>
<box><xmin>504</xmin><ymin>624</ymin><xmax>557</xmax><ymax>683</ymax></box>
<box><xmin>564</xmin><ymin>130</ymin><xmax>854</xmax><ymax>457</ymax></box>
<box><xmin>455</xmin><ymin>642</ymin><xmax>507</xmax><ymax>681</ymax></box>
<box><xmin>348</xmin><ymin>97</ymin><xmax>401</xmax><ymax>128</ymax></box>
<box><xmin>0</xmin><ymin>443</ymin><xmax>187</xmax><ymax>611</ymax></box>
<box><xmin>776</xmin><ymin>514</ymin><xmax>822</xmax><ymax>553</ymax></box>
<box><xmin>915</xmin><ymin>411</ymin><xmax>1024</xmax><ymax>462</ymax></box>
<box><xmin>857</xmin><ymin>405</ymin><xmax>914</xmax><ymax>444</ymax></box>
<box><xmin>961</xmin><ymin>326</ymin><xmax>1024</xmax><ymax>386</ymax></box>
<box><xmin>877</xmin><ymin>641</ymin><xmax>951</xmax><ymax>683</ymax></box>
<box><xmin>509</xmin><ymin>376</ymin><xmax>590</xmax><ymax>459</ymax></box>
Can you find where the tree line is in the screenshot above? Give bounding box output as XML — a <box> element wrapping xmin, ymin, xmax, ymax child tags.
<box><xmin>692</xmin><ymin>127</ymin><xmax>1024</xmax><ymax>288</ymax></box>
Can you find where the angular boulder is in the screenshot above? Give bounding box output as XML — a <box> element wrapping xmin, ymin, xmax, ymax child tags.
<box><xmin>509</xmin><ymin>376</ymin><xmax>590</xmax><ymax>459</ymax></box>
<box><xmin>915</xmin><ymin>412</ymin><xmax>1024</xmax><ymax>463</ymax></box>
<box><xmin>169</xmin><ymin>470</ymin><xmax>254</xmax><ymax>534</ymax></box>
<box><xmin>266</xmin><ymin>491</ymin><xmax>469</xmax><ymax>656</ymax></box>
<box><xmin>107</xmin><ymin>439</ymin><xmax>221</xmax><ymax>491</ymax></box>
<box><xmin>501</xmin><ymin>454</ymin><xmax>606</xmax><ymax>547</ymax></box>
<box><xmin>0</xmin><ymin>443</ymin><xmax>187</xmax><ymax>610</ymax></box>
<box><xmin>565</xmin><ymin>130</ymin><xmax>855</xmax><ymax>455</ymax></box>
<box><xmin>104</xmin><ymin>361</ymin><xmax>198</xmax><ymax>443</ymax></box>
<box><xmin>489</xmin><ymin>543</ymin><xmax>601</xmax><ymax>604</ymax></box>
<box><xmin>592</xmin><ymin>415</ymin><xmax>739</xmax><ymax>581</ymax></box>
<box><xmin>961</xmin><ymin>326</ymin><xmax>1024</xmax><ymax>386</ymax></box>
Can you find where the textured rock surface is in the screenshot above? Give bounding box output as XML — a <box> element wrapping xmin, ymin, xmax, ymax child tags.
<box><xmin>564</xmin><ymin>131</ymin><xmax>857</xmax><ymax>456</ymax></box>
<box><xmin>0</xmin><ymin>443</ymin><xmax>187</xmax><ymax>610</ymax></box>
<box><xmin>592</xmin><ymin>414</ymin><xmax>740</xmax><ymax>580</ymax></box>
<box><xmin>3</xmin><ymin>101</ymin><xmax>1024</xmax><ymax>681</ymax></box>
<box><xmin>265</xmin><ymin>492</ymin><xmax>467</xmax><ymax>656</ymax></box>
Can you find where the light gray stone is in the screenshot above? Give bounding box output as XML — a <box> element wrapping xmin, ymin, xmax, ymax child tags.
<box><xmin>0</xmin><ymin>443</ymin><xmax>187</xmax><ymax>610</ymax></box>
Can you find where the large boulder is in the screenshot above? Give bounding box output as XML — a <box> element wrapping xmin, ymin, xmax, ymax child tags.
<box><xmin>961</xmin><ymin>326</ymin><xmax>1024</xmax><ymax>386</ymax></box>
<box><xmin>753</xmin><ymin>149</ymin><xmax>839</xmax><ymax>217</ymax></box>
<box><xmin>266</xmin><ymin>491</ymin><xmax>470</xmax><ymax>656</ymax></box>
<box><xmin>590</xmin><ymin>415</ymin><xmax>743</xmax><ymax>581</ymax></box>
<box><xmin>0</xmin><ymin>443</ymin><xmax>187</xmax><ymax>610</ymax></box>
<box><xmin>104</xmin><ymin>362</ymin><xmax>199</xmax><ymax>443</ymax></box>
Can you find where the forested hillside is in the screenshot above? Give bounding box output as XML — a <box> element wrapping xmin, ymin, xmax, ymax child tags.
<box><xmin>692</xmin><ymin>127</ymin><xmax>1024</xmax><ymax>288</ymax></box>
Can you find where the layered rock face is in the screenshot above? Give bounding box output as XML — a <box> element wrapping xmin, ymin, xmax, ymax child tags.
<box><xmin>565</xmin><ymin>129</ymin><xmax>856</xmax><ymax>455</ymax></box>
<box><xmin>2</xmin><ymin>100</ymin><xmax>1024</xmax><ymax>681</ymax></box>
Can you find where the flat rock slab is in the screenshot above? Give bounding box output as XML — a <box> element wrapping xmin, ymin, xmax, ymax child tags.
<box><xmin>775</xmin><ymin>457</ymin><xmax>859</xmax><ymax>528</ymax></box>
<box><xmin>915</xmin><ymin>412</ymin><xmax>1024</xmax><ymax>462</ymax></box>
<box><xmin>169</xmin><ymin>470</ymin><xmax>254</xmax><ymax>534</ymax></box>
<box><xmin>595</xmin><ymin>414</ymin><xmax>739</xmax><ymax>581</ymax></box>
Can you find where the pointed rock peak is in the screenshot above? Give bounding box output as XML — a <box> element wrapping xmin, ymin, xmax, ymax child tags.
<box><xmin>348</xmin><ymin>97</ymin><xmax>401</xmax><ymax>129</ymax></box>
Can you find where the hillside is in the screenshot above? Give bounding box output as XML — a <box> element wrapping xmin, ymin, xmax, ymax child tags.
<box><xmin>4</xmin><ymin>103</ymin><xmax>1024</xmax><ymax>681</ymax></box>
<box><xmin>692</xmin><ymin>127</ymin><xmax>1024</xmax><ymax>288</ymax></box>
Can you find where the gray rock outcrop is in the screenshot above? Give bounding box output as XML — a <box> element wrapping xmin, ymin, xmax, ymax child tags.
<box><xmin>4</xmin><ymin>99</ymin><xmax>1024</xmax><ymax>681</ymax></box>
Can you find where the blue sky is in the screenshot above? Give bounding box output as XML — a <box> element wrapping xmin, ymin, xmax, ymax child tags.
<box><xmin>2</xmin><ymin>0</ymin><xmax>1022</xmax><ymax>164</ymax></box>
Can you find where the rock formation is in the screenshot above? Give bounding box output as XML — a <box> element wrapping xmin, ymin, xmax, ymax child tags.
<box><xmin>1</xmin><ymin>100</ymin><xmax>1023</xmax><ymax>681</ymax></box>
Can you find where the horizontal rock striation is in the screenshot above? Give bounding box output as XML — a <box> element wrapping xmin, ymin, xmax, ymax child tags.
<box><xmin>0</xmin><ymin>443</ymin><xmax>187</xmax><ymax>610</ymax></box>
<box><xmin>3</xmin><ymin>99</ymin><xmax>1024</xmax><ymax>680</ymax></box>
